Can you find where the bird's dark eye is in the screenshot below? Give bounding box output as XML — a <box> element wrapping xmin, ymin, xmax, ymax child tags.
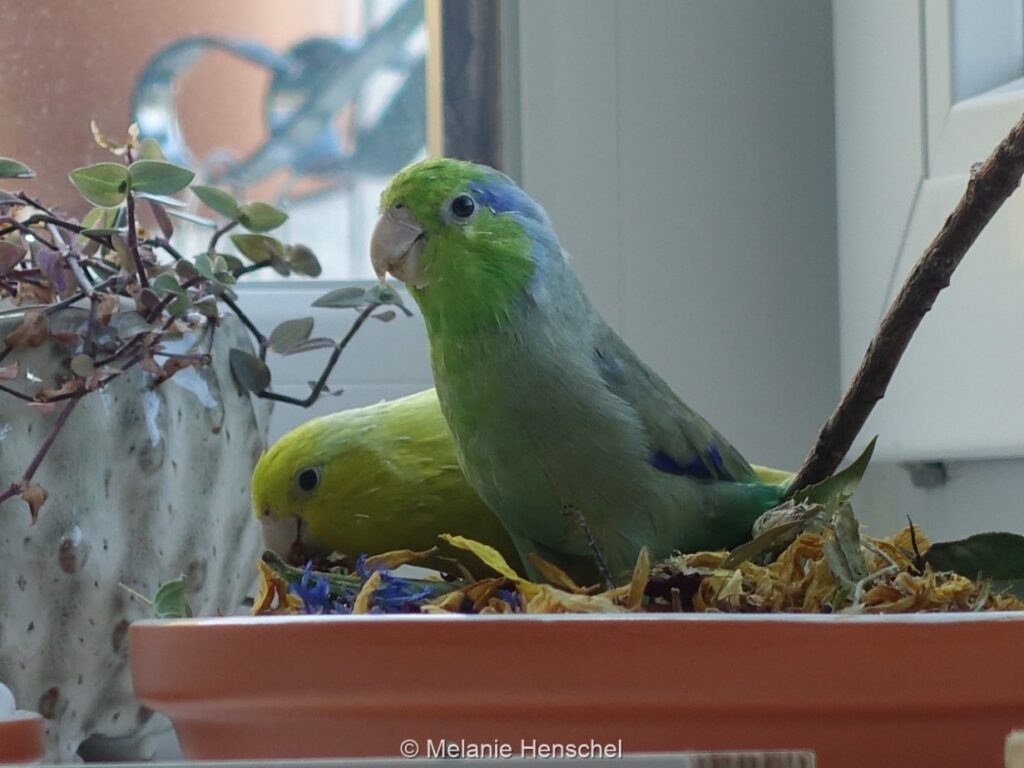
<box><xmin>450</xmin><ymin>194</ymin><xmax>476</xmax><ymax>219</ymax></box>
<box><xmin>296</xmin><ymin>467</ymin><xmax>321</xmax><ymax>493</ymax></box>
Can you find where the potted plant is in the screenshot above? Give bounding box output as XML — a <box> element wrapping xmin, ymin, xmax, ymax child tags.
<box><xmin>0</xmin><ymin>124</ymin><xmax>404</xmax><ymax>762</ymax></box>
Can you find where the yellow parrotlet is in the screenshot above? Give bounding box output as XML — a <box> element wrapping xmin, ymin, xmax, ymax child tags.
<box><xmin>251</xmin><ymin>388</ymin><xmax>525</xmax><ymax>573</ymax></box>
<box><xmin>252</xmin><ymin>387</ymin><xmax>789</xmax><ymax>581</ymax></box>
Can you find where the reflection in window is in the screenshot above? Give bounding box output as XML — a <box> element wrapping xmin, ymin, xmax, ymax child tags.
<box><xmin>0</xmin><ymin>1</ymin><xmax>427</xmax><ymax>280</ymax></box>
<box><xmin>952</xmin><ymin>0</ymin><xmax>1024</xmax><ymax>102</ymax></box>
<box><xmin>133</xmin><ymin>0</ymin><xmax>427</xmax><ymax>280</ymax></box>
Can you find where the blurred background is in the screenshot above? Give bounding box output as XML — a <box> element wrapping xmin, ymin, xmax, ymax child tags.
<box><xmin>3</xmin><ymin>0</ymin><xmax>1024</xmax><ymax>566</ymax></box>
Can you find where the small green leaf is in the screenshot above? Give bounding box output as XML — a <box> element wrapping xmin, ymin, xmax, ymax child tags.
<box><xmin>69</xmin><ymin>162</ymin><xmax>130</xmax><ymax>208</ymax></box>
<box><xmin>152</xmin><ymin>576</ymin><xmax>193</xmax><ymax>619</ymax></box>
<box><xmin>194</xmin><ymin>253</ymin><xmax>216</xmax><ymax>280</ymax></box>
<box><xmin>279</xmin><ymin>337</ymin><xmax>336</xmax><ymax>356</ymax></box>
<box><xmin>219</xmin><ymin>254</ymin><xmax>244</xmax><ymax>273</ymax></box>
<box><xmin>268</xmin><ymin>317</ymin><xmax>314</xmax><ymax>353</ymax></box>
<box><xmin>77</xmin><ymin>207</ymin><xmax>120</xmax><ymax>252</ymax></box>
<box><xmin>127</xmin><ymin>160</ymin><xmax>195</xmax><ymax>196</ymax></box>
<box><xmin>138</xmin><ymin>138</ymin><xmax>167</xmax><ymax>162</ymax></box>
<box><xmin>791</xmin><ymin>437</ymin><xmax>877</xmax><ymax>506</ymax></box>
<box><xmin>191</xmin><ymin>185</ymin><xmax>240</xmax><ymax>220</ymax></box>
<box><xmin>269</xmin><ymin>254</ymin><xmax>291</xmax><ymax>277</ymax></box>
<box><xmin>372</xmin><ymin>310</ymin><xmax>397</xmax><ymax>322</ymax></box>
<box><xmin>364</xmin><ymin>282</ymin><xmax>413</xmax><ymax>316</ymax></box>
<box><xmin>229</xmin><ymin>348</ymin><xmax>271</xmax><ymax>393</ymax></box>
<box><xmin>312</xmin><ymin>286</ymin><xmax>366</xmax><ymax>308</ymax></box>
<box><xmin>720</xmin><ymin>502</ymin><xmax>821</xmax><ymax>569</ymax></box>
<box><xmin>720</xmin><ymin>439</ymin><xmax>877</xmax><ymax>570</ymax></box>
<box><xmin>70</xmin><ymin>354</ymin><xmax>96</xmax><ymax>377</ymax></box>
<box><xmin>925</xmin><ymin>532</ymin><xmax>1024</xmax><ymax>582</ymax></box>
<box><xmin>151</xmin><ymin>272</ymin><xmax>183</xmax><ymax>296</ymax></box>
<box><xmin>167</xmin><ymin>293</ymin><xmax>192</xmax><ymax>317</ymax></box>
<box><xmin>237</xmin><ymin>201</ymin><xmax>289</xmax><ymax>232</ymax></box>
<box><xmin>174</xmin><ymin>259</ymin><xmax>198</xmax><ymax>280</ymax></box>
<box><xmin>230</xmin><ymin>233</ymin><xmax>284</xmax><ymax>264</ymax></box>
<box><xmin>287</xmin><ymin>244</ymin><xmax>322</xmax><ymax>277</ymax></box>
<box><xmin>192</xmin><ymin>295</ymin><xmax>220</xmax><ymax>319</ymax></box>
<box><xmin>0</xmin><ymin>158</ymin><xmax>35</xmax><ymax>179</ymax></box>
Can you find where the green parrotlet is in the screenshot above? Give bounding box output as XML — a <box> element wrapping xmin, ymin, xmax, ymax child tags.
<box><xmin>370</xmin><ymin>158</ymin><xmax>786</xmax><ymax>584</ymax></box>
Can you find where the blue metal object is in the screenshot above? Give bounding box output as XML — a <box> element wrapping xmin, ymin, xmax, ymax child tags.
<box><xmin>130</xmin><ymin>0</ymin><xmax>425</xmax><ymax>198</ymax></box>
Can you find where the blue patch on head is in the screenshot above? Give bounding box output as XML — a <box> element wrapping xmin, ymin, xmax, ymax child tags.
<box><xmin>469</xmin><ymin>177</ymin><xmax>550</xmax><ymax>227</ymax></box>
<box><xmin>651</xmin><ymin>448</ymin><xmax>731</xmax><ymax>482</ymax></box>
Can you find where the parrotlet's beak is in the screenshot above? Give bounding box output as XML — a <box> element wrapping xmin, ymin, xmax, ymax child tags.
<box><xmin>370</xmin><ymin>206</ymin><xmax>428</xmax><ymax>288</ymax></box>
<box><xmin>259</xmin><ymin>512</ymin><xmax>325</xmax><ymax>565</ymax></box>
<box><xmin>258</xmin><ymin>511</ymin><xmax>301</xmax><ymax>558</ymax></box>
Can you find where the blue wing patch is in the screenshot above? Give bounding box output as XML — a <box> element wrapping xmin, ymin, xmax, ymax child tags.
<box><xmin>651</xmin><ymin>447</ymin><xmax>731</xmax><ymax>482</ymax></box>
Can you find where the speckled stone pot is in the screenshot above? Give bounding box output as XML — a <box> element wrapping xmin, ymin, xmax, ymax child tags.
<box><xmin>0</xmin><ymin>308</ymin><xmax>270</xmax><ymax>761</ymax></box>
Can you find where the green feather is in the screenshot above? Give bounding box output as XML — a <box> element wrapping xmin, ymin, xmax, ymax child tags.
<box><xmin>378</xmin><ymin>158</ymin><xmax>786</xmax><ymax>586</ymax></box>
<box><xmin>382</xmin><ymin>158</ymin><xmax>534</xmax><ymax>339</ymax></box>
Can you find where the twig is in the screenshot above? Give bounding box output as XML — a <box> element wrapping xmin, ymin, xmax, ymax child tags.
<box><xmin>256</xmin><ymin>303</ymin><xmax>377</xmax><ymax>406</ymax></box>
<box><xmin>563</xmin><ymin>504</ymin><xmax>615</xmax><ymax>591</ymax></box>
<box><xmin>208</xmin><ymin>221</ymin><xmax>238</xmax><ymax>255</ymax></box>
<box><xmin>0</xmin><ymin>397</ymin><xmax>82</xmax><ymax>507</ymax></box>
<box><xmin>786</xmin><ymin>110</ymin><xmax>1024</xmax><ymax>494</ymax></box>
<box><xmin>0</xmin><ymin>383</ymin><xmax>33</xmax><ymax>402</ymax></box>
<box><xmin>0</xmin><ymin>218</ymin><xmax>59</xmax><ymax>250</ymax></box>
<box><xmin>232</xmin><ymin>262</ymin><xmax>273</xmax><ymax>278</ymax></box>
<box><xmin>124</xmin><ymin>193</ymin><xmax>149</xmax><ymax>289</ymax></box>
<box><xmin>147</xmin><ymin>237</ymin><xmax>269</xmax><ymax>352</ymax></box>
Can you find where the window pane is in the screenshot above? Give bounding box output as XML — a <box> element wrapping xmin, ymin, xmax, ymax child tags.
<box><xmin>952</xmin><ymin>0</ymin><xmax>1024</xmax><ymax>101</ymax></box>
<box><xmin>0</xmin><ymin>0</ymin><xmax>427</xmax><ymax>280</ymax></box>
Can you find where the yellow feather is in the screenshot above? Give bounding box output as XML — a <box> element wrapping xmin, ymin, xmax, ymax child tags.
<box><xmin>251</xmin><ymin>389</ymin><xmax>524</xmax><ymax>573</ymax></box>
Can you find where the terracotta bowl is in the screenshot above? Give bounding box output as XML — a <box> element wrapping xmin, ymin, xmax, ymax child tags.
<box><xmin>0</xmin><ymin>712</ymin><xmax>45</xmax><ymax>765</ymax></box>
<box><xmin>129</xmin><ymin>613</ymin><xmax>1024</xmax><ymax>766</ymax></box>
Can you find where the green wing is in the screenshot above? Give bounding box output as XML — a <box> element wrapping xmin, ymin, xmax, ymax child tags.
<box><xmin>592</xmin><ymin>323</ymin><xmax>759</xmax><ymax>484</ymax></box>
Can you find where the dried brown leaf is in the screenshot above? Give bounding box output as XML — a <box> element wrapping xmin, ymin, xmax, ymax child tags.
<box><xmin>527</xmin><ymin>552</ymin><xmax>583</xmax><ymax>592</ymax></box>
<box><xmin>96</xmin><ymin>293</ymin><xmax>120</xmax><ymax>326</ymax></box>
<box><xmin>36</xmin><ymin>378</ymin><xmax>84</xmax><ymax>402</ymax></box>
<box><xmin>4</xmin><ymin>310</ymin><xmax>48</xmax><ymax>348</ymax></box>
<box><xmin>20</xmin><ymin>482</ymin><xmax>47</xmax><ymax>523</ymax></box>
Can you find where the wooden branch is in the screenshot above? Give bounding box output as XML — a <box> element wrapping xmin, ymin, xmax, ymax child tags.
<box><xmin>787</xmin><ymin>111</ymin><xmax>1024</xmax><ymax>494</ymax></box>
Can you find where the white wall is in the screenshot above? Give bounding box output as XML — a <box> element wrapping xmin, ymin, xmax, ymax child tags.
<box><xmin>512</xmin><ymin>0</ymin><xmax>839</xmax><ymax>470</ymax></box>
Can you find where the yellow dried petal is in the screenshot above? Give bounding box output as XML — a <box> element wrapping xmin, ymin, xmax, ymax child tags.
<box><xmin>891</xmin><ymin>525</ymin><xmax>930</xmax><ymax>556</ymax></box>
<box><xmin>624</xmin><ymin>547</ymin><xmax>651</xmax><ymax>610</ymax></box>
<box><xmin>439</xmin><ymin>534</ymin><xmax>521</xmax><ymax>580</ymax></box>
<box><xmin>352</xmin><ymin>571</ymin><xmax>382</xmax><ymax>614</ymax></box>
<box><xmin>527</xmin><ymin>552</ymin><xmax>583</xmax><ymax>592</ymax></box>
<box><xmin>251</xmin><ymin>560</ymin><xmax>278</xmax><ymax>615</ymax></box>
<box><xmin>364</xmin><ymin>547</ymin><xmax>438</xmax><ymax>571</ymax></box>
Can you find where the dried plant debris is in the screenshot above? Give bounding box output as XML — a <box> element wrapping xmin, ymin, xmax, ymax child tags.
<box><xmin>252</xmin><ymin>509</ymin><xmax>1024</xmax><ymax>617</ymax></box>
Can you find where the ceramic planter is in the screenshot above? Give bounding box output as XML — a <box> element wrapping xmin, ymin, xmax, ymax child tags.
<box><xmin>0</xmin><ymin>711</ymin><xmax>44</xmax><ymax>765</ymax></box>
<box><xmin>0</xmin><ymin>309</ymin><xmax>270</xmax><ymax>761</ymax></box>
<box><xmin>130</xmin><ymin>612</ymin><xmax>1024</xmax><ymax>767</ymax></box>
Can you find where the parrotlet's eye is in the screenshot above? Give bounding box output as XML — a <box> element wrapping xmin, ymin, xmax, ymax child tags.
<box><xmin>296</xmin><ymin>467</ymin><xmax>321</xmax><ymax>493</ymax></box>
<box><xmin>450</xmin><ymin>194</ymin><xmax>476</xmax><ymax>219</ymax></box>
